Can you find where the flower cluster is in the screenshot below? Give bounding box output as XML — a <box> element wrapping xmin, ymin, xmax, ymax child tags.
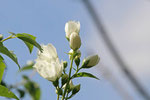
<box><xmin>33</xmin><ymin>21</ymin><xmax>100</xmax><ymax>100</ymax></box>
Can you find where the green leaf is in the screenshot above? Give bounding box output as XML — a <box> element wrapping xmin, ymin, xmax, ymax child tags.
<box><xmin>23</xmin><ymin>76</ymin><xmax>41</xmax><ymax>100</ymax></box>
<box><xmin>72</xmin><ymin>84</ymin><xmax>80</xmax><ymax>95</ymax></box>
<box><xmin>0</xmin><ymin>55</ymin><xmax>4</xmax><ymax>61</ymax></box>
<box><xmin>16</xmin><ymin>33</ymin><xmax>42</xmax><ymax>53</ymax></box>
<box><xmin>72</xmin><ymin>72</ymin><xmax>99</xmax><ymax>80</ymax></box>
<box><xmin>0</xmin><ymin>61</ymin><xmax>6</xmax><ymax>83</ymax></box>
<box><xmin>0</xmin><ymin>85</ymin><xmax>19</xmax><ymax>100</ymax></box>
<box><xmin>17</xmin><ymin>89</ymin><xmax>25</xmax><ymax>98</ymax></box>
<box><xmin>0</xmin><ymin>42</ymin><xmax>20</xmax><ymax>68</ymax></box>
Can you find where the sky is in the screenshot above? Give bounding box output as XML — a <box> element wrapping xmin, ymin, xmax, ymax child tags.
<box><xmin>0</xmin><ymin>0</ymin><xmax>150</xmax><ymax>100</ymax></box>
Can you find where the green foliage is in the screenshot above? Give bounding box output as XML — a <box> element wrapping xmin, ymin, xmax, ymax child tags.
<box><xmin>16</xmin><ymin>33</ymin><xmax>42</xmax><ymax>53</ymax></box>
<box><xmin>17</xmin><ymin>89</ymin><xmax>25</xmax><ymax>98</ymax></box>
<box><xmin>0</xmin><ymin>26</ymin><xmax>100</xmax><ymax>100</ymax></box>
<box><xmin>0</xmin><ymin>42</ymin><xmax>20</xmax><ymax>68</ymax></box>
<box><xmin>0</xmin><ymin>33</ymin><xmax>42</xmax><ymax>100</ymax></box>
<box><xmin>72</xmin><ymin>72</ymin><xmax>99</xmax><ymax>80</ymax></box>
<box><xmin>0</xmin><ymin>85</ymin><xmax>19</xmax><ymax>100</ymax></box>
<box><xmin>0</xmin><ymin>55</ymin><xmax>4</xmax><ymax>61</ymax></box>
<box><xmin>72</xmin><ymin>84</ymin><xmax>80</xmax><ymax>95</ymax></box>
<box><xmin>0</xmin><ymin>60</ymin><xmax>6</xmax><ymax>83</ymax></box>
<box><xmin>16</xmin><ymin>33</ymin><xmax>36</xmax><ymax>53</ymax></box>
<box><xmin>23</xmin><ymin>76</ymin><xmax>41</xmax><ymax>100</ymax></box>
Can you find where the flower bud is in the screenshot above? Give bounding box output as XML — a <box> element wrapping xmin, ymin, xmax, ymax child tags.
<box><xmin>0</xmin><ymin>34</ymin><xmax>3</xmax><ymax>41</ymax></box>
<box><xmin>65</xmin><ymin>21</ymin><xmax>80</xmax><ymax>39</ymax></box>
<box><xmin>69</xmin><ymin>32</ymin><xmax>81</xmax><ymax>51</ymax></box>
<box><xmin>75</xmin><ymin>56</ymin><xmax>80</xmax><ymax>66</ymax></box>
<box><xmin>69</xmin><ymin>49</ymin><xmax>81</xmax><ymax>59</ymax></box>
<box><xmin>56</xmin><ymin>88</ymin><xmax>63</xmax><ymax>95</ymax></box>
<box><xmin>62</xmin><ymin>80</ymin><xmax>74</xmax><ymax>90</ymax></box>
<box><xmin>63</xmin><ymin>61</ymin><xmax>68</xmax><ymax>69</ymax></box>
<box><xmin>82</xmin><ymin>55</ymin><xmax>100</xmax><ymax>68</ymax></box>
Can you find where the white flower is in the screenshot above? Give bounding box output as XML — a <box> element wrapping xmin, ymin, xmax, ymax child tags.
<box><xmin>65</xmin><ymin>21</ymin><xmax>80</xmax><ymax>39</ymax></box>
<box><xmin>83</xmin><ymin>55</ymin><xmax>100</xmax><ymax>68</ymax></box>
<box><xmin>69</xmin><ymin>32</ymin><xmax>81</xmax><ymax>51</ymax></box>
<box><xmin>33</xmin><ymin>44</ymin><xmax>63</xmax><ymax>82</ymax></box>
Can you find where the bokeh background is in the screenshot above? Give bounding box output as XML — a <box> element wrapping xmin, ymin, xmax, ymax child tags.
<box><xmin>0</xmin><ymin>0</ymin><xmax>150</xmax><ymax>100</ymax></box>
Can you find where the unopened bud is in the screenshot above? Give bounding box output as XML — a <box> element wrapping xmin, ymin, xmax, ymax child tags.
<box><xmin>56</xmin><ymin>88</ymin><xmax>63</xmax><ymax>95</ymax></box>
<box><xmin>69</xmin><ymin>32</ymin><xmax>81</xmax><ymax>51</ymax></box>
<box><xmin>62</xmin><ymin>80</ymin><xmax>74</xmax><ymax>90</ymax></box>
<box><xmin>82</xmin><ymin>55</ymin><xmax>100</xmax><ymax>68</ymax></box>
<box><xmin>63</xmin><ymin>61</ymin><xmax>68</xmax><ymax>69</ymax></box>
<box><xmin>75</xmin><ymin>56</ymin><xmax>80</xmax><ymax>66</ymax></box>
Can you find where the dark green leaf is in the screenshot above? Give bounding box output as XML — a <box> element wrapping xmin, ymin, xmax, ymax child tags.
<box><xmin>22</xmin><ymin>75</ymin><xmax>29</xmax><ymax>81</ymax></box>
<box><xmin>67</xmin><ymin>84</ymin><xmax>81</xmax><ymax>99</ymax></box>
<box><xmin>0</xmin><ymin>61</ymin><xmax>6</xmax><ymax>83</ymax></box>
<box><xmin>17</xmin><ymin>89</ymin><xmax>25</xmax><ymax>98</ymax></box>
<box><xmin>0</xmin><ymin>42</ymin><xmax>20</xmax><ymax>68</ymax></box>
<box><xmin>0</xmin><ymin>85</ymin><xmax>19</xmax><ymax>100</ymax></box>
<box><xmin>1</xmin><ymin>81</ymin><xmax>7</xmax><ymax>87</ymax></box>
<box><xmin>0</xmin><ymin>55</ymin><xmax>4</xmax><ymax>61</ymax></box>
<box><xmin>16</xmin><ymin>33</ymin><xmax>42</xmax><ymax>53</ymax></box>
<box><xmin>72</xmin><ymin>72</ymin><xmax>99</xmax><ymax>80</ymax></box>
<box><xmin>72</xmin><ymin>84</ymin><xmax>80</xmax><ymax>95</ymax></box>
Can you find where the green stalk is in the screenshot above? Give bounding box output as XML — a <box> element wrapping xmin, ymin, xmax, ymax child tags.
<box><xmin>65</xmin><ymin>90</ymin><xmax>69</xmax><ymax>100</ymax></box>
<box><xmin>57</xmin><ymin>94</ymin><xmax>60</xmax><ymax>100</ymax></box>
<box><xmin>61</xmin><ymin>58</ymin><xmax>74</xmax><ymax>100</ymax></box>
<box><xmin>1</xmin><ymin>35</ymin><xmax>16</xmax><ymax>42</ymax></box>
